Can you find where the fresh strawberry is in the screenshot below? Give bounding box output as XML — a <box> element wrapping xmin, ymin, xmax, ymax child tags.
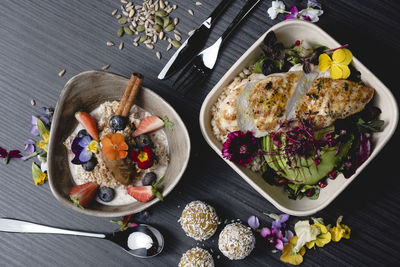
<box><xmin>127</xmin><ymin>176</ymin><xmax>165</xmax><ymax>203</ymax></box>
<box><xmin>132</xmin><ymin>116</ymin><xmax>164</xmax><ymax>137</ymax></box>
<box><xmin>75</xmin><ymin>111</ymin><xmax>99</xmax><ymax>141</ymax></box>
<box><xmin>69</xmin><ymin>182</ymin><xmax>99</xmax><ymax>208</ymax></box>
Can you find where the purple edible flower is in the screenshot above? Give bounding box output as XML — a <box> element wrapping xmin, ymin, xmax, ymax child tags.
<box><xmin>30</xmin><ymin>116</ymin><xmax>40</xmax><ymax>136</ymax></box>
<box><xmin>78</xmin><ymin>136</ymin><xmax>94</xmax><ymax>162</ymax></box>
<box><xmin>24</xmin><ymin>139</ymin><xmax>36</xmax><ymax>155</ymax></box>
<box><xmin>271</xmin><ymin>214</ymin><xmax>290</xmax><ymax>230</ymax></box>
<box><xmin>248</xmin><ymin>216</ymin><xmax>260</xmax><ymax>230</ymax></box>
<box><xmin>222</xmin><ymin>131</ymin><xmax>259</xmax><ymax>166</ymax></box>
<box><xmin>285</xmin><ymin>6</ymin><xmax>299</xmax><ymax>20</ymax></box>
<box><xmin>0</xmin><ymin>147</ymin><xmax>22</xmax><ymax>164</ymax></box>
<box><xmin>308</xmin><ymin>0</ymin><xmax>321</xmax><ymax>9</ymax></box>
<box><xmin>260</xmin><ymin>227</ymin><xmax>271</xmax><ymax>238</ymax></box>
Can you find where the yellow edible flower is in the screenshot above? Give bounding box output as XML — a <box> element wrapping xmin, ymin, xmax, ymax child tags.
<box><xmin>318</xmin><ymin>48</ymin><xmax>353</xmax><ymax>79</ymax></box>
<box><xmin>281</xmin><ymin>236</ymin><xmax>306</xmax><ymax>265</ymax></box>
<box><xmin>306</xmin><ymin>222</ymin><xmax>332</xmax><ymax>249</ymax></box>
<box><xmin>36</xmin><ymin>132</ymin><xmax>49</xmax><ymax>152</ymax></box>
<box><xmin>88</xmin><ymin>140</ymin><xmax>99</xmax><ymax>153</ymax></box>
<box><xmin>32</xmin><ymin>162</ymin><xmax>47</xmax><ymax>186</ymax></box>
<box><xmin>329</xmin><ymin>216</ymin><xmax>351</xmax><ymax>242</ymax></box>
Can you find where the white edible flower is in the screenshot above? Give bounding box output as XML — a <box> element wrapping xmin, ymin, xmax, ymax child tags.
<box><xmin>293</xmin><ymin>220</ymin><xmax>320</xmax><ymax>252</ymax></box>
<box><xmin>267</xmin><ymin>0</ymin><xmax>286</xmax><ymax>20</ymax></box>
<box><xmin>299</xmin><ymin>8</ymin><xmax>324</xmax><ymax>22</ymax></box>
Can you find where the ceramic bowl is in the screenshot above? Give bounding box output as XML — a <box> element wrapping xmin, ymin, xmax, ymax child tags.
<box><xmin>199</xmin><ymin>20</ymin><xmax>398</xmax><ymax>216</ymax></box>
<box><xmin>48</xmin><ymin>70</ymin><xmax>190</xmax><ymax>217</ymax></box>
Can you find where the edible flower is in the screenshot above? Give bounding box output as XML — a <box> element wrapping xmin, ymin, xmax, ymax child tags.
<box><xmin>305</xmin><ymin>218</ymin><xmax>332</xmax><ymax>249</ymax></box>
<box><xmin>222</xmin><ymin>131</ymin><xmax>258</xmax><ymax>166</ymax></box>
<box><xmin>267</xmin><ymin>0</ymin><xmax>287</xmax><ymax>20</ymax></box>
<box><xmin>131</xmin><ymin>146</ymin><xmax>153</xmax><ymax>169</ymax></box>
<box><xmin>0</xmin><ymin>147</ymin><xmax>22</xmax><ymax>164</ymax></box>
<box><xmin>110</xmin><ymin>214</ymin><xmax>138</xmax><ymax>231</ymax></box>
<box><xmin>308</xmin><ymin>0</ymin><xmax>322</xmax><ymax>9</ymax></box>
<box><xmin>101</xmin><ymin>133</ymin><xmax>128</xmax><ymax>160</ymax></box>
<box><xmin>293</xmin><ymin>220</ymin><xmax>320</xmax><ymax>252</ymax></box>
<box><xmin>248</xmin><ymin>215</ymin><xmax>260</xmax><ymax>230</ymax></box>
<box><xmin>23</xmin><ymin>139</ymin><xmax>36</xmax><ymax>155</ymax></box>
<box><xmin>329</xmin><ymin>216</ymin><xmax>351</xmax><ymax>242</ymax></box>
<box><xmin>32</xmin><ymin>162</ymin><xmax>47</xmax><ymax>186</ymax></box>
<box><xmin>280</xmin><ymin>236</ymin><xmax>306</xmax><ymax>265</ymax></box>
<box><xmin>318</xmin><ymin>48</ymin><xmax>353</xmax><ymax>79</ymax></box>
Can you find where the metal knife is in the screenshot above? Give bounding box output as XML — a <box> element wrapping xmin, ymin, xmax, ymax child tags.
<box><xmin>157</xmin><ymin>0</ymin><xmax>233</xmax><ymax>80</ymax></box>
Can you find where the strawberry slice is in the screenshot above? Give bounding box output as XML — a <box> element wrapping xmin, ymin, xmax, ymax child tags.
<box><xmin>127</xmin><ymin>176</ymin><xmax>165</xmax><ymax>203</ymax></box>
<box><xmin>69</xmin><ymin>182</ymin><xmax>99</xmax><ymax>208</ymax></box>
<box><xmin>132</xmin><ymin>116</ymin><xmax>164</xmax><ymax>137</ymax></box>
<box><xmin>127</xmin><ymin>186</ymin><xmax>155</xmax><ymax>203</ymax></box>
<box><xmin>75</xmin><ymin>111</ymin><xmax>99</xmax><ymax>141</ymax></box>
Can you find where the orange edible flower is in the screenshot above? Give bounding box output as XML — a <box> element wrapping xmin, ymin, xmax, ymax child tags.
<box><xmin>101</xmin><ymin>133</ymin><xmax>128</xmax><ymax>160</ymax></box>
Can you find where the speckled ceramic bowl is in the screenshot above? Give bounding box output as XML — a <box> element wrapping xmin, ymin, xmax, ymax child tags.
<box><xmin>48</xmin><ymin>70</ymin><xmax>190</xmax><ymax>217</ymax></box>
<box><xmin>200</xmin><ymin>20</ymin><xmax>398</xmax><ymax>216</ymax></box>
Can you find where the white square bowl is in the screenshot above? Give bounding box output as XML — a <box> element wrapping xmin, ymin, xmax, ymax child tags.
<box><xmin>199</xmin><ymin>20</ymin><xmax>398</xmax><ymax>216</ymax></box>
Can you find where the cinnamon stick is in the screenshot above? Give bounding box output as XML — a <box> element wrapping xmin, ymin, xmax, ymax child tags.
<box><xmin>116</xmin><ymin>74</ymin><xmax>137</xmax><ymax>116</ymax></box>
<box><xmin>121</xmin><ymin>73</ymin><xmax>143</xmax><ymax>117</ymax></box>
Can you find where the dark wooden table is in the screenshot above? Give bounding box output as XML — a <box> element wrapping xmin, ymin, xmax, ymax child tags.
<box><xmin>1</xmin><ymin>0</ymin><xmax>399</xmax><ymax>266</ymax></box>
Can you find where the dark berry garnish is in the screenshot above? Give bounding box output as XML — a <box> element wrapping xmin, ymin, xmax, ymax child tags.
<box><xmin>98</xmin><ymin>187</ymin><xmax>115</xmax><ymax>202</ymax></box>
<box><xmin>77</xmin><ymin>129</ymin><xmax>89</xmax><ymax>138</ymax></box>
<box><xmin>318</xmin><ymin>180</ymin><xmax>328</xmax><ymax>188</ymax></box>
<box><xmin>142</xmin><ymin>172</ymin><xmax>157</xmax><ymax>186</ymax></box>
<box><xmin>134</xmin><ymin>135</ymin><xmax>153</xmax><ymax>149</ymax></box>
<box><xmin>82</xmin><ymin>156</ymin><xmax>98</xmax><ymax>171</ymax></box>
<box><xmin>306</xmin><ymin>188</ymin><xmax>315</xmax><ymax>197</ymax></box>
<box><xmin>328</xmin><ymin>171</ymin><xmax>337</xmax><ymax>180</ymax></box>
<box><xmin>109</xmin><ymin>115</ymin><xmax>128</xmax><ymax>131</ymax></box>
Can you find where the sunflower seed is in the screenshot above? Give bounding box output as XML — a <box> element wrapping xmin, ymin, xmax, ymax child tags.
<box><xmin>129</xmin><ymin>9</ymin><xmax>135</xmax><ymax>18</ymax></box>
<box><xmin>131</xmin><ymin>21</ymin><xmax>137</xmax><ymax>27</ymax></box>
<box><xmin>118</xmin><ymin>26</ymin><xmax>124</xmax><ymax>37</ymax></box>
<box><xmin>58</xmin><ymin>69</ymin><xmax>66</xmax><ymax>77</ymax></box>
<box><xmin>174</xmin><ymin>34</ymin><xmax>181</xmax><ymax>41</ymax></box>
<box><xmin>173</xmin><ymin>17</ymin><xmax>179</xmax><ymax>25</ymax></box>
<box><xmin>243</xmin><ymin>68</ymin><xmax>251</xmax><ymax>75</ymax></box>
<box><xmin>133</xmin><ymin>42</ymin><xmax>138</xmax><ymax>46</ymax></box>
<box><xmin>164</xmin><ymin>23</ymin><xmax>175</xmax><ymax>32</ymax></box>
<box><xmin>188</xmin><ymin>9</ymin><xmax>194</xmax><ymax>16</ymax></box>
<box><xmin>188</xmin><ymin>29</ymin><xmax>195</xmax><ymax>36</ymax></box>
<box><xmin>134</xmin><ymin>36</ymin><xmax>140</xmax><ymax>42</ymax></box>
<box><xmin>121</xmin><ymin>0</ymin><xmax>128</xmax><ymax>4</ymax></box>
<box><xmin>166</xmin><ymin>43</ymin><xmax>172</xmax><ymax>51</ymax></box>
<box><xmin>143</xmin><ymin>39</ymin><xmax>152</xmax><ymax>44</ymax></box>
<box><xmin>106</xmin><ymin>41</ymin><xmax>115</xmax><ymax>46</ymax></box>
<box><xmin>159</xmin><ymin>31</ymin><xmax>164</xmax><ymax>39</ymax></box>
<box><xmin>159</xmin><ymin>0</ymin><xmax>165</xmax><ymax>9</ymax></box>
<box><xmin>122</xmin><ymin>10</ymin><xmax>129</xmax><ymax>16</ymax></box>
<box><xmin>156</xmin><ymin>51</ymin><xmax>161</xmax><ymax>59</ymax></box>
<box><xmin>153</xmin><ymin>35</ymin><xmax>158</xmax><ymax>43</ymax></box>
<box><xmin>101</xmin><ymin>64</ymin><xmax>110</xmax><ymax>70</ymax></box>
<box><xmin>146</xmin><ymin>44</ymin><xmax>154</xmax><ymax>49</ymax></box>
<box><xmin>171</xmin><ymin>40</ymin><xmax>181</xmax><ymax>48</ymax></box>
<box><xmin>172</xmin><ymin>4</ymin><xmax>177</xmax><ymax>9</ymax></box>
<box><xmin>30</xmin><ymin>99</ymin><xmax>36</xmax><ymax>106</ymax></box>
<box><xmin>112</xmin><ymin>9</ymin><xmax>118</xmax><ymax>16</ymax></box>
<box><xmin>116</xmin><ymin>14</ymin><xmax>122</xmax><ymax>19</ymax></box>
<box><xmin>119</xmin><ymin>41</ymin><xmax>124</xmax><ymax>50</ymax></box>
<box><xmin>126</xmin><ymin>2</ymin><xmax>133</xmax><ymax>8</ymax></box>
<box><xmin>195</xmin><ymin>1</ymin><xmax>202</xmax><ymax>6</ymax></box>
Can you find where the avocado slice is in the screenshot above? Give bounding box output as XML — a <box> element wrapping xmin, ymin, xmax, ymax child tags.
<box><xmin>263</xmin><ymin>134</ymin><xmax>353</xmax><ymax>185</ymax></box>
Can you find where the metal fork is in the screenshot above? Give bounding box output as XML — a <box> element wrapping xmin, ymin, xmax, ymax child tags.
<box><xmin>174</xmin><ymin>0</ymin><xmax>261</xmax><ymax>94</ymax></box>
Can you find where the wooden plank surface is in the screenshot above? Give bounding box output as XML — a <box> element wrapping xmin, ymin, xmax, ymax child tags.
<box><xmin>0</xmin><ymin>0</ymin><xmax>399</xmax><ymax>266</ymax></box>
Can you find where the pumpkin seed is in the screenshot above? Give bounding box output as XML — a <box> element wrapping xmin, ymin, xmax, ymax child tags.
<box><xmin>139</xmin><ymin>35</ymin><xmax>147</xmax><ymax>42</ymax></box>
<box><xmin>164</xmin><ymin>23</ymin><xmax>175</xmax><ymax>32</ymax></box>
<box><xmin>171</xmin><ymin>40</ymin><xmax>181</xmax><ymax>48</ymax></box>
<box><xmin>155</xmin><ymin>10</ymin><xmax>167</xmax><ymax>17</ymax></box>
<box><xmin>118</xmin><ymin>17</ymin><xmax>128</xmax><ymax>24</ymax></box>
<box><xmin>137</xmin><ymin>25</ymin><xmax>145</xmax><ymax>32</ymax></box>
<box><xmin>155</xmin><ymin>16</ymin><xmax>163</xmax><ymax>25</ymax></box>
<box><xmin>154</xmin><ymin>24</ymin><xmax>163</xmax><ymax>33</ymax></box>
<box><xmin>124</xmin><ymin>26</ymin><xmax>133</xmax><ymax>35</ymax></box>
<box><xmin>163</xmin><ymin>17</ymin><xmax>170</xmax><ymax>27</ymax></box>
<box><xmin>117</xmin><ymin>26</ymin><xmax>124</xmax><ymax>37</ymax></box>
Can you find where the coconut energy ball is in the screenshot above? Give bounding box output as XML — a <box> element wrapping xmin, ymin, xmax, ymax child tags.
<box><xmin>179</xmin><ymin>247</ymin><xmax>214</xmax><ymax>267</ymax></box>
<box><xmin>179</xmin><ymin>200</ymin><xmax>219</xmax><ymax>241</ymax></box>
<box><xmin>218</xmin><ymin>222</ymin><xmax>255</xmax><ymax>260</ymax></box>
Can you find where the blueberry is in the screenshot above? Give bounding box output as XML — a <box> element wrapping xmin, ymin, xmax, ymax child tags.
<box><xmin>135</xmin><ymin>135</ymin><xmax>153</xmax><ymax>149</ymax></box>
<box><xmin>82</xmin><ymin>157</ymin><xmax>98</xmax><ymax>171</ymax></box>
<box><xmin>77</xmin><ymin>129</ymin><xmax>89</xmax><ymax>138</ymax></box>
<box><xmin>109</xmin><ymin>115</ymin><xmax>128</xmax><ymax>131</ymax></box>
<box><xmin>98</xmin><ymin>187</ymin><xmax>115</xmax><ymax>202</ymax></box>
<box><xmin>142</xmin><ymin>172</ymin><xmax>157</xmax><ymax>186</ymax></box>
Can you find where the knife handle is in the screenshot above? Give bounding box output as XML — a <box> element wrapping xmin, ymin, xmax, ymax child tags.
<box><xmin>220</xmin><ymin>0</ymin><xmax>260</xmax><ymax>42</ymax></box>
<box><xmin>206</xmin><ymin>0</ymin><xmax>234</xmax><ymax>27</ymax></box>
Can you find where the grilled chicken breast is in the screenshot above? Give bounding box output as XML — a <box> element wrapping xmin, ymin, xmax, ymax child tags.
<box><xmin>296</xmin><ymin>78</ymin><xmax>374</xmax><ymax>128</ymax></box>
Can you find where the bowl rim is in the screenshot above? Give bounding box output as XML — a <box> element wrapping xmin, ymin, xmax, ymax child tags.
<box><xmin>199</xmin><ymin>20</ymin><xmax>399</xmax><ymax>216</ymax></box>
<box><xmin>48</xmin><ymin>70</ymin><xmax>191</xmax><ymax>217</ymax></box>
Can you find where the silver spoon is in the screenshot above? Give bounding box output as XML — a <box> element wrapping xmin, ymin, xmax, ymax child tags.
<box><xmin>0</xmin><ymin>218</ymin><xmax>164</xmax><ymax>258</ymax></box>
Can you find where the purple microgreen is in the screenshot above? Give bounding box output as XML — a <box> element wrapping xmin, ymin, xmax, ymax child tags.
<box><xmin>222</xmin><ymin>131</ymin><xmax>259</xmax><ymax>166</ymax></box>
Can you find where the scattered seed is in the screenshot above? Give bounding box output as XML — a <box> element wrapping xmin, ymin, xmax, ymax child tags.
<box><xmin>159</xmin><ymin>0</ymin><xmax>165</xmax><ymax>9</ymax></box>
<box><xmin>58</xmin><ymin>69</ymin><xmax>66</xmax><ymax>77</ymax></box>
<box><xmin>156</xmin><ymin>51</ymin><xmax>161</xmax><ymax>59</ymax></box>
<box><xmin>129</xmin><ymin>9</ymin><xmax>135</xmax><ymax>18</ymax></box>
<box><xmin>118</xmin><ymin>17</ymin><xmax>128</xmax><ymax>24</ymax></box>
<box><xmin>146</xmin><ymin>44</ymin><xmax>154</xmax><ymax>49</ymax></box>
<box><xmin>195</xmin><ymin>1</ymin><xmax>202</xmax><ymax>6</ymax></box>
<box><xmin>174</xmin><ymin>33</ymin><xmax>181</xmax><ymax>41</ymax></box>
<box><xmin>155</xmin><ymin>16</ymin><xmax>163</xmax><ymax>25</ymax></box>
<box><xmin>106</xmin><ymin>41</ymin><xmax>115</xmax><ymax>46</ymax></box>
<box><xmin>155</xmin><ymin>10</ymin><xmax>167</xmax><ymax>17</ymax></box>
<box><xmin>167</xmin><ymin>43</ymin><xmax>172</xmax><ymax>51</ymax></box>
<box><xmin>123</xmin><ymin>26</ymin><xmax>133</xmax><ymax>35</ymax></box>
<box><xmin>144</xmin><ymin>39</ymin><xmax>152</xmax><ymax>44</ymax></box>
<box><xmin>173</xmin><ymin>29</ymin><xmax>180</xmax><ymax>35</ymax></box>
<box><xmin>173</xmin><ymin>17</ymin><xmax>179</xmax><ymax>25</ymax></box>
<box><xmin>172</xmin><ymin>4</ymin><xmax>177</xmax><ymax>10</ymax></box>
<box><xmin>121</xmin><ymin>0</ymin><xmax>128</xmax><ymax>4</ymax></box>
<box><xmin>159</xmin><ymin>31</ymin><xmax>164</xmax><ymax>39</ymax></box>
<box><xmin>102</xmin><ymin>64</ymin><xmax>110</xmax><ymax>70</ymax></box>
<box><xmin>164</xmin><ymin>23</ymin><xmax>175</xmax><ymax>32</ymax></box>
<box><xmin>139</xmin><ymin>35</ymin><xmax>147</xmax><ymax>42</ymax></box>
<box><xmin>112</xmin><ymin>9</ymin><xmax>118</xmax><ymax>16</ymax></box>
<box><xmin>116</xmin><ymin>14</ymin><xmax>122</xmax><ymax>19</ymax></box>
<box><xmin>119</xmin><ymin>41</ymin><xmax>124</xmax><ymax>50</ymax></box>
<box><xmin>154</xmin><ymin>24</ymin><xmax>162</xmax><ymax>33</ymax></box>
<box><xmin>134</xmin><ymin>36</ymin><xmax>140</xmax><ymax>42</ymax></box>
<box><xmin>117</xmin><ymin>26</ymin><xmax>124</xmax><ymax>37</ymax></box>
<box><xmin>122</xmin><ymin>10</ymin><xmax>129</xmax><ymax>16</ymax></box>
<box><xmin>137</xmin><ymin>25</ymin><xmax>145</xmax><ymax>32</ymax></box>
<box><xmin>171</xmin><ymin>40</ymin><xmax>181</xmax><ymax>48</ymax></box>
<box><xmin>188</xmin><ymin>9</ymin><xmax>194</xmax><ymax>16</ymax></box>
<box><xmin>30</xmin><ymin>99</ymin><xmax>36</xmax><ymax>106</ymax></box>
<box><xmin>163</xmin><ymin>17</ymin><xmax>170</xmax><ymax>27</ymax></box>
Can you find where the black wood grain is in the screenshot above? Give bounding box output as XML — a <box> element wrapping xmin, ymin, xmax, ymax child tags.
<box><xmin>0</xmin><ymin>0</ymin><xmax>399</xmax><ymax>266</ymax></box>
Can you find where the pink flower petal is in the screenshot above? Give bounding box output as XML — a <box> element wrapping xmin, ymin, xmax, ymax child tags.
<box><xmin>260</xmin><ymin>227</ymin><xmax>271</xmax><ymax>238</ymax></box>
